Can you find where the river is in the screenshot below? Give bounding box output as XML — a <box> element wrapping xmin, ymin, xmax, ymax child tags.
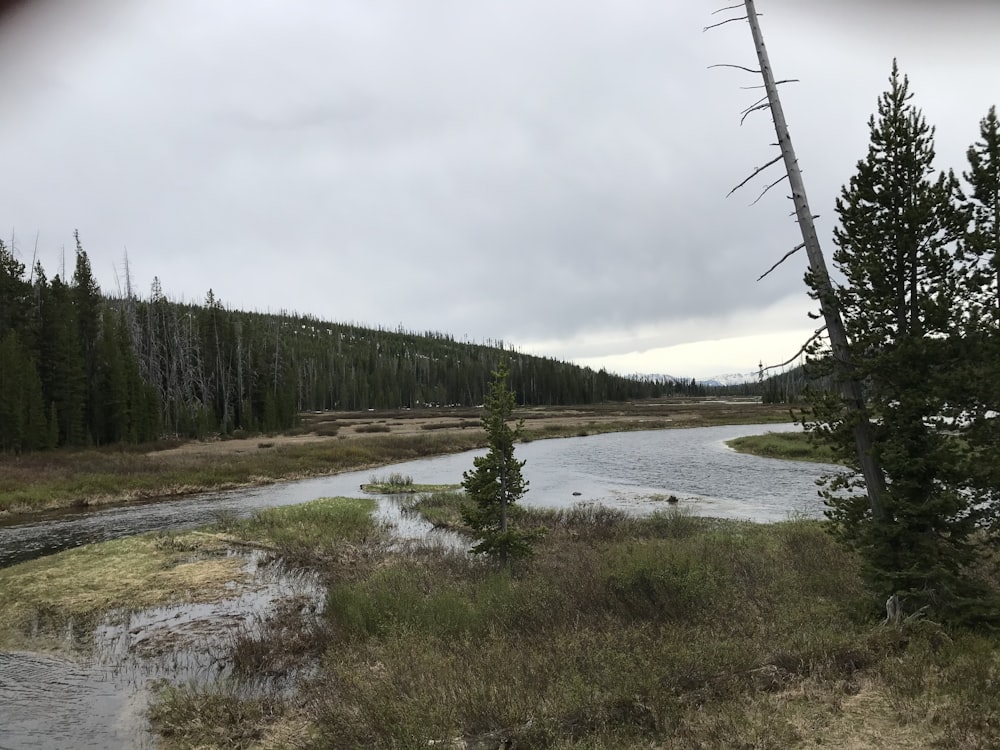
<box><xmin>0</xmin><ymin>422</ymin><xmax>840</xmax><ymax>569</ymax></box>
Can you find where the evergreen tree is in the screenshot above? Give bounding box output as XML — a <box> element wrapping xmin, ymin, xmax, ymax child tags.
<box><xmin>963</xmin><ymin>105</ymin><xmax>1000</xmax><ymax>321</ymax></box>
<box><xmin>72</xmin><ymin>233</ymin><xmax>103</xmax><ymax>444</ymax></box>
<box><xmin>958</xmin><ymin>107</ymin><xmax>1000</xmax><ymax>531</ymax></box>
<box><xmin>461</xmin><ymin>362</ymin><xmax>540</xmax><ymax>564</ymax></box>
<box><xmin>812</xmin><ymin>62</ymin><xmax>986</xmax><ymax>621</ymax></box>
<box><xmin>0</xmin><ymin>331</ymin><xmax>47</xmax><ymax>453</ymax></box>
<box><xmin>0</xmin><ymin>239</ymin><xmax>31</xmax><ymax>341</ymax></box>
<box><xmin>38</xmin><ymin>274</ymin><xmax>87</xmax><ymax>446</ymax></box>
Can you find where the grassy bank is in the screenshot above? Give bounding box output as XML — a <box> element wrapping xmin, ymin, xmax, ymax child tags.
<box><xmin>142</xmin><ymin>498</ymin><xmax>1000</xmax><ymax>749</ymax></box>
<box><xmin>0</xmin><ymin>531</ymin><xmax>245</xmax><ymax>651</ymax></box>
<box><xmin>0</xmin><ymin>432</ymin><xmax>484</xmax><ymax>515</ymax></box>
<box><xmin>727</xmin><ymin>429</ymin><xmax>842</xmax><ymax>464</ymax></box>
<box><xmin>0</xmin><ymin>400</ymin><xmax>794</xmax><ymax>516</ymax></box>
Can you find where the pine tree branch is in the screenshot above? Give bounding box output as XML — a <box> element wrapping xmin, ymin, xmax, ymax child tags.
<box><xmin>757</xmin><ymin>242</ymin><xmax>805</xmax><ymax>281</ymax></box>
<box><xmin>728</xmin><ymin>154</ymin><xmax>783</xmax><ymax>197</ymax></box>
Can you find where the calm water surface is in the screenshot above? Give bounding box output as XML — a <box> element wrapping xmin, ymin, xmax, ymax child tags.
<box><xmin>0</xmin><ymin>423</ymin><xmax>840</xmax><ymax>568</ymax></box>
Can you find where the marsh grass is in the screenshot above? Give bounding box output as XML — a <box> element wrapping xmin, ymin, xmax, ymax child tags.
<box><xmin>0</xmin><ymin>532</ymin><xmax>243</xmax><ymax>650</ymax></box>
<box><xmin>302</xmin><ymin>510</ymin><xmax>999</xmax><ymax>749</ymax></box>
<box><xmin>150</xmin><ymin>682</ymin><xmax>287</xmax><ymax>750</ymax></box>
<box><xmin>303</xmin><ymin>514</ymin><xmax>898</xmax><ymax>748</ymax></box>
<box><xmin>420</xmin><ymin>419</ymin><xmax>479</xmax><ymax>430</ymax></box>
<box><xmin>403</xmin><ymin>489</ymin><xmax>467</xmax><ymax>528</ymax></box>
<box><xmin>12</xmin><ymin>490</ymin><xmax>996</xmax><ymax>748</ymax></box>
<box><xmin>0</xmin><ymin>431</ymin><xmax>486</xmax><ymax>514</ymax></box>
<box><xmin>727</xmin><ymin>430</ymin><xmax>841</xmax><ymax>464</ymax></box>
<box><xmin>222</xmin><ymin>497</ymin><xmax>383</xmax><ymax>568</ymax></box>
<box><xmin>360</xmin><ymin>472</ymin><xmax>459</xmax><ymax>495</ymax></box>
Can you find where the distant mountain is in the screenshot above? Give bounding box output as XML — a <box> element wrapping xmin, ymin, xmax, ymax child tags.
<box><xmin>641</xmin><ymin>372</ymin><xmax>757</xmax><ymax>387</ymax></box>
<box><xmin>698</xmin><ymin>372</ymin><xmax>757</xmax><ymax>387</ymax></box>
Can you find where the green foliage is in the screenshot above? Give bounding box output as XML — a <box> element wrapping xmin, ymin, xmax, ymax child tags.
<box><xmin>807</xmin><ymin>62</ymin><xmax>1000</xmax><ymax>623</ymax></box>
<box><xmin>460</xmin><ymin>363</ymin><xmax>541</xmax><ymax>562</ymax></box>
<box><xmin>0</xmin><ymin>331</ymin><xmax>47</xmax><ymax>453</ymax></box>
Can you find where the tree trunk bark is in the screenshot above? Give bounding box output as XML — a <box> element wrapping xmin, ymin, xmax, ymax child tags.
<box><xmin>743</xmin><ymin>0</ymin><xmax>888</xmax><ymax>521</ymax></box>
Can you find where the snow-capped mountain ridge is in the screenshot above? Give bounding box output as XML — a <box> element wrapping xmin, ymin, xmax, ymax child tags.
<box><xmin>640</xmin><ymin>372</ymin><xmax>757</xmax><ymax>387</ymax></box>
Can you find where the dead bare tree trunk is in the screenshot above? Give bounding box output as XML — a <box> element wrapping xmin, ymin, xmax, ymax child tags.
<box><xmin>740</xmin><ymin>0</ymin><xmax>888</xmax><ymax>521</ymax></box>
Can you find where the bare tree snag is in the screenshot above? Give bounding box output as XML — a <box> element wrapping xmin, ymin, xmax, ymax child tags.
<box><xmin>731</xmin><ymin>0</ymin><xmax>889</xmax><ymax>521</ymax></box>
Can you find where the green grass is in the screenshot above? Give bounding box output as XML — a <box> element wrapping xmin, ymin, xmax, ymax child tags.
<box><xmin>218</xmin><ymin>496</ymin><xmax>382</xmax><ymax>567</ymax></box>
<box><xmin>297</xmin><ymin>513</ymin><xmax>1000</xmax><ymax>749</ymax></box>
<box><xmin>360</xmin><ymin>472</ymin><xmax>461</xmax><ymax>495</ymax></box>
<box><xmin>727</xmin><ymin>430</ymin><xmax>843</xmax><ymax>464</ymax></box>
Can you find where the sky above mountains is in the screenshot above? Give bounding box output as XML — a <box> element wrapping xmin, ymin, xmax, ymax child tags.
<box><xmin>0</xmin><ymin>0</ymin><xmax>997</xmax><ymax>379</ymax></box>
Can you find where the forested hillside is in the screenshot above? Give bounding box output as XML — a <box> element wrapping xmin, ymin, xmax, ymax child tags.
<box><xmin>0</xmin><ymin>235</ymin><xmax>700</xmax><ymax>452</ymax></box>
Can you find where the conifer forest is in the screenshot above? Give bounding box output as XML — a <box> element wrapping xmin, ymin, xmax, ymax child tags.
<box><xmin>0</xmin><ymin>234</ymin><xmax>703</xmax><ymax>453</ymax></box>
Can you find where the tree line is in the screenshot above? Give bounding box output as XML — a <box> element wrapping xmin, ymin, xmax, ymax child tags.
<box><xmin>1</xmin><ymin>237</ymin><xmax>723</xmax><ymax>453</ymax></box>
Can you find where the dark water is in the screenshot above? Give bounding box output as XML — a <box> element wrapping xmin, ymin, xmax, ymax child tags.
<box><xmin>0</xmin><ymin>423</ymin><xmax>839</xmax><ymax>569</ymax></box>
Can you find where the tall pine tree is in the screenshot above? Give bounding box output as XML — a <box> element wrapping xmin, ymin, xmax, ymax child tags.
<box><xmin>813</xmin><ymin>62</ymin><xmax>986</xmax><ymax>621</ymax></box>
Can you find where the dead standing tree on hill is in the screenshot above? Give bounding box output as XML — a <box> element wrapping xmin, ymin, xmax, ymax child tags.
<box><xmin>706</xmin><ymin>1</ymin><xmax>888</xmax><ymax>523</ymax></box>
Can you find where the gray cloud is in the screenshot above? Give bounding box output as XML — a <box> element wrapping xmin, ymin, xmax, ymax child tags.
<box><xmin>0</xmin><ymin>0</ymin><xmax>996</xmax><ymax>377</ymax></box>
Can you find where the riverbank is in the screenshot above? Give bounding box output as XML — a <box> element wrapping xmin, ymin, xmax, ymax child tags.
<box><xmin>0</xmin><ymin>399</ymin><xmax>793</xmax><ymax>517</ymax></box>
<box><xmin>8</xmin><ymin>496</ymin><xmax>995</xmax><ymax>749</ymax></box>
<box><xmin>726</xmin><ymin>429</ymin><xmax>842</xmax><ymax>464</ymax></box>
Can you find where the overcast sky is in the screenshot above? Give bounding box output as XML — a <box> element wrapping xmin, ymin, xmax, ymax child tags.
<box><xmin>0</xmin><ymin>1</ymin><xmax>997</xmax><ymax>379</ymax></box>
